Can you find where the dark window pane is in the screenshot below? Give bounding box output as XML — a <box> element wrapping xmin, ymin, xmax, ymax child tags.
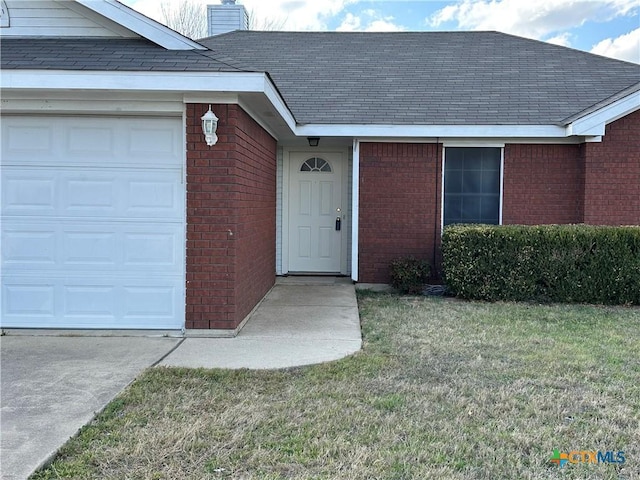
<box><xmin>481</xmin><ymin>148</ymin><xmax>501</xmax><ymax>170</ymax></box>
<box><xmin>463</xmin><ymin>170</ymin><xmax>483</xmax><ymax>194</ymax></box>
<box><xmin>461</xmin><ymin>196</ymin><xmax>482</xmax><ymax>221</ymax></box>
<box><xmin>446</xmin><ymin>148</ymin><xmax>465</xmax><ymax>170</ymax></box>
<box><xmin>444</xmin><ymin>170</ymin><xmax>463</xmax><ymax>194</ymax></box>
<box><xmin>444</xmin><ymin>196</ymin><xmax>462</xmax><ymax>223</ymax></box>
<box><xmin>481</xmin><ymin>170</ymin><xmax>500</xmax><ymax>193</ymax></box>
<box><xmin>480</xmin><ymin>196</ymin><xmax>500</xmax><ymax>224</ymax></box>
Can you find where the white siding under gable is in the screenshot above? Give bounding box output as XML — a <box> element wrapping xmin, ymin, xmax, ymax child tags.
<box><xmin>1</xmin><ymin>0</ymin><xmax>139</xmax><ymax>38</ymax></box>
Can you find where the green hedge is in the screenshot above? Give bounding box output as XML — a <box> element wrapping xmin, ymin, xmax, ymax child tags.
<box><xmin>442</xmin><ymin>224</ymin><xmax>640</xmax><ymax>305</ymax></box>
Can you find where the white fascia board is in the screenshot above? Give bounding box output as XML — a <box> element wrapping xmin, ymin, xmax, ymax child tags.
<box><xmin>262</xmin><ymin>77</ymin><xmax>298</xmax><ymax>133</ymax></box>
<box><xmin>74</xmin><ymin>0</ymin><xmax>205</xmax><ymax>50</ymax></box>
<box><xmin>566</xmin><ymin>90</ymin><xmax>640</xmax><ymax>136</ymax></box>
<box><xmin>1</xmin><ymin>70</ymin><xmax>267</xmax><ymax>93</ymax></box>
<box><xmin>295</xmin><ymin>124</ymin><xmax>568</xmax><ymax>138</ymax></box>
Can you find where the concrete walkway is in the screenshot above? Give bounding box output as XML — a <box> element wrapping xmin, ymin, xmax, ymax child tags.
<box><xmin>160</xmin><ymin>277</ymin><xmax>362</xmax><ymax>369</ymax></box>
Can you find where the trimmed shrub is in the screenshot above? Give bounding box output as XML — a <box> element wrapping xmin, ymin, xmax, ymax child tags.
<box><xmin>442</xmin><ymin>224</ymin><xmax>640</xmax><ymax>305</ymax></box>
<box><xmin>390</xmin><ymin>257</ymin><xmax>431</xmax><ymax>294</ymax></box>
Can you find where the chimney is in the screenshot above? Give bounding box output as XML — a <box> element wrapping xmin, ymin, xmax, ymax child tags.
<box><xmin>207</xmin><ymin>0</ymin><xmax>248</xmax><ymax>36</ymax></box>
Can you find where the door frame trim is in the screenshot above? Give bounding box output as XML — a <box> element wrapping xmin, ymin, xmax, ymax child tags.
<box><xmin>282</xmin><ymin>148</ymin><xmax>350</xmax><ymax>275</ymax></box>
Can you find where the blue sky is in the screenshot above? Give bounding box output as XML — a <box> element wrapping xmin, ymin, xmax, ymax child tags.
<box><xmin>124</xmin><ymin>0</ymin><xmax>640</xmax><ymax>63</ymax></box>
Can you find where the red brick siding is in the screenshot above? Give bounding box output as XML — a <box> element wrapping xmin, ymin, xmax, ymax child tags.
<box><xmin>359</xmin><ymin>143</ymin><xmax>441</xmax><ymax>284</ymax></box>
<box><xmin>233</xmin><ymin>108</ymin><xmax>277</xmax><ymax>325</ymax></box>
<box><xmin>582</xmin><ymin>110</ymin><xmax>640</xmax><ymax>225</ymax></box>
<box><xmin>503</xmin><ymin>144</ymin><xmax>584</xmax><ymax>224</ymax></box>
<box><xmin>185</xmin><ymin>104</ymin><xmax>276</xmax><ymax>330</ymax></box>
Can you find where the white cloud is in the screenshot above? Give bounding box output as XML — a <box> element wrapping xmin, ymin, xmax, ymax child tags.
<box><xmin>427</xmin><ymin>0</ymin><xmax>639</xmax><ymax>40</ymax></box>
<box><xmin>337</xmin><ymin>10</ymin><xmax>404</xmax><ymax>32</ymax></box>
<box><xmin>546</xmin><ymin>32</ymin><xmax>573</xmax><ymax>47</ymax></box>
<box><xmin>337</xmin><ymin>12</ymin><xmax>361</xmax><ymax>31</ymax></box>
<box><xmin>365</xmin><ymin>19</ymin><xmax>404</xmax><ymax>32</ymax></box>
<box><xmin>591</xmin><ymin>28</ymin><xmax>640</xmax><ymax>63</ymax></box>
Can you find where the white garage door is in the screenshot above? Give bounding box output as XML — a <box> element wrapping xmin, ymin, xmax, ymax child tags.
<box><xmin>1</xmin><ymin>116</ymin><xmax>185</xmax><ymax>329</ymax></box>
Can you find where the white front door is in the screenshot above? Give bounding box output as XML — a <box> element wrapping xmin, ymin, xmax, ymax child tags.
<box><xmin>288</xmin><ymin>152</ymin><xmax>343</xmax><ymax>272</ymax></box>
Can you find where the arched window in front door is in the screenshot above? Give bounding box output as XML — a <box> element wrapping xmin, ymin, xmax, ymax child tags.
<box><xmin>300</xmin><ymin>157</ymin><xmax>332</xmax><ymax>172</ymax></box>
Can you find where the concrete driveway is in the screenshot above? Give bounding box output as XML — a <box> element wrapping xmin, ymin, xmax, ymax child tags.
<box><xmin>0</xmin><ymin>335</ymin><xmax>181</xmax><ymax>480</ymax></box>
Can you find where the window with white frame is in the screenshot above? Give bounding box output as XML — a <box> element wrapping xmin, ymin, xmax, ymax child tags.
<box><xmin>443</xmin><ymin>147</ymin><xmax>502</xmax><ymax>226</ymax></box>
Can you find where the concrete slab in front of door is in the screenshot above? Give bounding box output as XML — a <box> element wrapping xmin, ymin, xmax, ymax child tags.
<box><xmin>277</xmin><ymin>275</ymin><xmax>353</xmax><ymax>285</ymax></box>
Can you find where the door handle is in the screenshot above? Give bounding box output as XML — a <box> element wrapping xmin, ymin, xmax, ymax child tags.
<box><xmin>335</xmin><ymin>217</ymin><xmax>341</xmax><ymax>231</ymax></box>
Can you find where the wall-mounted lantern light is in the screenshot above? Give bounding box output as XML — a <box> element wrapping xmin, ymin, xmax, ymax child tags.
<box><xmin>307</xmin><ymin>137</ymin><xmax>320</xmax><ymax>147</ymax></box>
<box><xmin>201</xmin><ymin>105</ymin><xmax>219</xmax><ymax>146</ymax></box>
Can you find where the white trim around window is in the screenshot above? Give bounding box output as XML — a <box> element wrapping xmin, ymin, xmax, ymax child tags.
<box><xmin>441</xmin><ymin>146</ymin><xmax>505</xmax><ymax>233</ymax></box>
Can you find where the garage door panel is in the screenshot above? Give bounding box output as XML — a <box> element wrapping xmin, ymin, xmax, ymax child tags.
<box><xmin>64</xmin><ymin>285</ymin><xmax>117</xmax><ymax>318</ymax></box>
<box><xmin>128</xmin><ymin>125</ymin><xmax>181</xmax><ymax>161</ymax></box>
<box><xmin>3</xmin><ymin>167</ymin><xmax>183</xmax><ymax>219</ymax></box>
<box><xmin>123</xmin><ymin>173</ymin><xmax>183</xmax><ymax>217</ymax></box>
<box><xmin>2</xmin><ymin>229</ymin><xmax>57</xmax><ymax>265</ymax></box>
<box><xmin>3</xmin><ymin>221</ymin><xmax>182</xmax><ymax>272</ymax></box>
<box><xmin>3</xmin><ymin>282</ymin><xmax>56</xmax><ymax>318</ymax></box>
<box><xmin>65</xmin><ymin>176</ymin><xmax>117</xmax><ymax>214</ymax></box>
<box><xmin>1</xmin><ymin>115</ymin><xmax>185</xmax><ymax>329</ymax></box>
<box><xmin>2</xmin><ymin>171</ymin><xmax>56</xmax><ymax>214</ymax></box>
<box><xmin>2</xmin><ymin>275</ymin><xmax>181</xmax><ymax>329</ymax></box>
<box><xmin>2</xmin><ymin>122</ymin><xmax>54</xmax><ymax>157</ymax></box>
<box><xmin>2</xmin><ymin>117</ymin><xmax>181</xmax><ymax>168</ymax></box>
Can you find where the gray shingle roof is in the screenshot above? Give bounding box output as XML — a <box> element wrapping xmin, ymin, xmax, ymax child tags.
<box><xmin>2</xmin><ymin>32</ymin><xmax>638</xmax><ymax>126</ymax></box>
<box><xmin>199</xmin><ymin>31</ymin><xmax>640</xmax><ymax>126</ymax></box>
<box><xmin>0</xmin><ymin>38</ymin><xmax>247</xmax><ymax>72</ymax></box>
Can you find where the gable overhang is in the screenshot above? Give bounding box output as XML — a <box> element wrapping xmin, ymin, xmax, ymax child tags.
<box><xmin>565</xmin><ymin>89</ymin><xmax>640</xmax><ymax>137</ymax></box>
<box><xmin>72</xmin><ymin>0</ymin><xmax>205</xmax><ymax>50</ymax></box>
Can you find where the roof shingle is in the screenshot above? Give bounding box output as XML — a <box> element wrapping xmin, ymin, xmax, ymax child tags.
<box><xmin>0</xmin><ymin>38</ymin><xmax>248</xmax><ymax>73</ymax></box>
<box><xmin>2</xmin><ymin>32</ymin><xmax>639</xmax><ymax>126</ymax></box>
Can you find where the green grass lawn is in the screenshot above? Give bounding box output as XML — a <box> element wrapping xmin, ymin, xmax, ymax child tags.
<box><xmin>32</xmin><ymin>293</ymin><xmax>640</xmax><ymax>479</ymax></box>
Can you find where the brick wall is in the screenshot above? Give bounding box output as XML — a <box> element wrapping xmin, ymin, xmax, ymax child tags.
<box><xmin>503</xmin><ymin>144</ymin><xmax>584</xmax><ymax>224</ymax></box>
<box><xmin>582</xmin><ymin>109</ymin><xmax>640</xmax><ymax>225</ymax></box>
<box><xmin>359</xmin><ymin>143</ymin><xmax>441</xmax><ymax>284</ymax></box>
<box><xmin>356</xmin><ymin>112</ymin><xmax>639</xmax><ymax>285</ymax></box>
<box><xmin>185</xmin><ymin>104</ymin><xmax>276</xmax><ymax>330</ymax></box>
